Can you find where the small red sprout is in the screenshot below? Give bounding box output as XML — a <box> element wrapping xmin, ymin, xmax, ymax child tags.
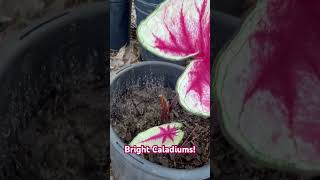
<box><xmin>159</xmin><ymin>94</ymin><xmax>179</xmax><ymax>121</ymax></box>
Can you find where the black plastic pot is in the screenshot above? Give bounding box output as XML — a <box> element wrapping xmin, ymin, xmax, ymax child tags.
<box><xmin>135</xmin><ymin>0</ymin><xmax>165</xmax><ymax>26</ymax></box>
<box><xmin>110</xmin><ymin>0</ymin><xmax>131</xmax><ymax>50</ymax></box>
<box><xmin>0</xmin><ymin>2</ymin><xmax>107</xmax><ymax>179</ymax></box>
<box><xmin>212</xmin><ymin>11</ymin><xmax>241</xmax><ymax>61</ymax></box>
<box><xmin>212</xmin><ymin>0</ymin><xmax>245</xmax><ymax>17</ymax></box>
<box><xmin>110</xmin><ymin>61</ymin><xmax>210</xmax><ymax>180</ymax></box>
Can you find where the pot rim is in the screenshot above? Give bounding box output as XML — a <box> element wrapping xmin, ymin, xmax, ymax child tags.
<box><xmin>0</xmin><ymin>1</ymin><xmax>107</xmax><ymax>79</ymax></box>
<box><xmin>110</xmin><ymin>61</ymin><xmax>210</xmax><ymax>179</ymax></box>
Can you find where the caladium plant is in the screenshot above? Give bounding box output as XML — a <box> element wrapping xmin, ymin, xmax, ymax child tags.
<box><xmin>137</xmin><ymin>0</ymin><xmax>210</xmax><ymax>117</ymax></box>
<box><xmin>130</xmin><ymin>122</ymin><xmax>184</xmax><ymax>147</ymax></box>
<box><xmin>215</xmin><ymin>0</ymin><xmax>320</xmax><ymax>173</ymax></box>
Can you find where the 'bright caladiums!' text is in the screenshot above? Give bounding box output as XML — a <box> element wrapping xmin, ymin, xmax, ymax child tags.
<box><xmin>124</xmin><ymin>145</ymin><xmax>196</xmax><ymax>155</ymax></box>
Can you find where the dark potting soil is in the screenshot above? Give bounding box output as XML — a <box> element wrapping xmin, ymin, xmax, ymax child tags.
<box><xmin>212</xmin><ymin>115</ymin><xmax>310</xmax><ymax>180</ymax></box>
<box><xmin>1</xmin><ymin>71</ymin><xmax>107</xmax><ymax>180</ymax></box>
<box><xmin>111</xmin><ymin>85</ymin><xmax>210</xmax><ymax>169</ymax></box>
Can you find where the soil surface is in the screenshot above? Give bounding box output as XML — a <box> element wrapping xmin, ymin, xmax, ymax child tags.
<box><xmin>111</xmin><ymin>85</ymin><xmax>210</xmax><ymax>169</ymax></box>
<box><xmin>2</xmin><ymin>71</ymin><xmax>107</xmax><ymax>180</ymax></box>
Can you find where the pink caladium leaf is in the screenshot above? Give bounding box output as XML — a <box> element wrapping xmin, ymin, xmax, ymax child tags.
<box><xmin>245</xmin><ymin>0</ymin><xmax>320</xmax><ymax>165</ymax></box>
<box><xmin>215</xmin><ymin>0</ymin><xmax>320</xmax><ymax>172</ymax></box>
<box><xmin>177</xmin><ymin>58</ymin><xmax>210</xmax><ymax>117</ymax></box>
<box><xmin>129</xmin><ymin>122</ymin><xmax>184</xmax><ymax>147</ymax></box>
<box><xmin>137</xmin><ymin>0</ymin><xmax>210</xmax><ymax>117</ymax></box>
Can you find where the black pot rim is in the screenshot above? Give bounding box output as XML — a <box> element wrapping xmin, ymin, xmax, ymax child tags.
<box><xmin>0</xmin><ymin>1</ymin><xmax>107</xmax><ymax>79</ymax></box>
<box><xmin>110</xmin><ymin>61</ymin><xmax>210</xmax><ymax>179</ymax></box>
